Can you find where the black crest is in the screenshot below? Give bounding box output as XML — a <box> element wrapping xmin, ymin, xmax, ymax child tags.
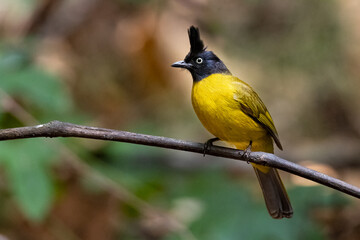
<box><xmin>188</xmin><ymin>26</ymin><xmax>206</xmax><ymax>56</ymax></box>
<box><xmin>174</xmin><ymin>26</ymin><xmax>231</xmax><ymax>81</ymax></box>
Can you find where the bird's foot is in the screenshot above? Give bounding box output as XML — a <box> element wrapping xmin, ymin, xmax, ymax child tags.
<box><xmin>203</xmin><ymin>137</ymin><xmax>220</xmax><ymax>156</ymax></box>
<box><xmin>241</xmin><ymin>140</ymin><xmax>253</xmax><ymax>163</ymax></box>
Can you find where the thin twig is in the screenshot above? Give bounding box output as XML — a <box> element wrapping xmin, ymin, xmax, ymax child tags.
<box><xmin>0</xmin><ymin>120</ymin><xmax>359</xmax><ymax>199</ymax></box>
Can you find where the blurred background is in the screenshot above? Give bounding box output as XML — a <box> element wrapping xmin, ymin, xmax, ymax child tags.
<box><xmin>0</xmin><ymin>0</ymin><xmax>360</xmax><ymax>239</ymax></box>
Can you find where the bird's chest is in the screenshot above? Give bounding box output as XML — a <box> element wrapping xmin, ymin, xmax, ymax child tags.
<box><xmin>191</xmin><ymin>75</ymin><xmax>262</xmax><ymax>142</ymax></box>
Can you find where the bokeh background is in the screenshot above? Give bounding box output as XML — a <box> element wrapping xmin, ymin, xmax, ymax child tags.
<box><xmin>0</xmin><ymin>0</ymin><xmax>360</xmax><ymax>239</ymax></box>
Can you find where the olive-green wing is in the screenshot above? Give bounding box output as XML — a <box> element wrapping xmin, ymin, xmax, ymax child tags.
<box><xmin>234</xmin><ymin>80</ymin><xmax>283</xmax><ymax>150</ymax></box>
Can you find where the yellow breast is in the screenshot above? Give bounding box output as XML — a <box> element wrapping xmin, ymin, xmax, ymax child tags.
<box><xmin>191</xmin><ymin>74</ymin><xmax>271</xmax><ymax>151</ymax></box>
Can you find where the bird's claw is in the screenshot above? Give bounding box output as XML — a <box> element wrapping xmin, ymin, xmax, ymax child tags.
<box><xmin>203</xmin><ymin>137</ymin><xmax>220</xmax><ymax>156</ymax></box>
<box><xmin>241</xmin><ymin>140</ymin><xmax>253</xmax><ymax>163</ymax></box>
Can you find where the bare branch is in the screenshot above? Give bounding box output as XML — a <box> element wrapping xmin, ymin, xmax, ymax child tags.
<box><xmin>0</xmin><ymin>120</ymin><xmax>359</xmax><ymax>199</ymax></box>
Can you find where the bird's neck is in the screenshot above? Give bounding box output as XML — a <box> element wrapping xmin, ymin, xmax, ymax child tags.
<box><xmin>192</xmin><ymin>68</ymin><xmax>231</xmax><ymax>82</ymax></box>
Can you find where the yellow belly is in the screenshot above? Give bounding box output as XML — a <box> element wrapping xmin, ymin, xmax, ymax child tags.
<box><xmin>191</xmin><ymin>74</ymin><xmax>273</xmax><ymax>152</ymax></box>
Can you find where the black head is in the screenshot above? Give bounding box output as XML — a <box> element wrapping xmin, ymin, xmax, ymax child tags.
<box><xmin>171</xmin><ymin>26</ymin><xmax>231</xmax><ymax>82</ymax></box>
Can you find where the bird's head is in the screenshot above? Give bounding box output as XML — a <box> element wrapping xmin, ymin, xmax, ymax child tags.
<box><xmin>171</xmin><ymin>26</ymin><xmax>231</xmax><ymax>82</ymax></box>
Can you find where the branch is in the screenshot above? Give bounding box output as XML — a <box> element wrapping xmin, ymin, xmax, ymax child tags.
<box><xmin>0</xmin><ymin>120</ymin><xmax>359</xmax><ymax>199</ymax></box>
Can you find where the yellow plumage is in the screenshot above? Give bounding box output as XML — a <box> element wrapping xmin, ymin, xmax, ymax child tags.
<box><xmin>191</xmin><ymin>73</ymin><xmax>292</xmax><ymax>218</ymax></box>
<box><xmin>191</xmin><ymin>73</ymin><xmax>273</xmax><ymax>153</ymax></box>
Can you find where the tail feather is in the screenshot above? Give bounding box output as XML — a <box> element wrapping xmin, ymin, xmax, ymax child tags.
<box><xmin>252</xmin><ymin>164</ymin><xmax>293</xmax><ymax>219</ymax></box>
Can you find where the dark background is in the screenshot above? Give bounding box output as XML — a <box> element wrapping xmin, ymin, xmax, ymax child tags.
<box><xmin>0</xmin><ymin>0</ymin><xmax>359</xmax><ymax>239</ymax></box>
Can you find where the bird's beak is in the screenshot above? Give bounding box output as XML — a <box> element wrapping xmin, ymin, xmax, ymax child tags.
<box><xmin>171</xmin><ymin>60</ymin><xmax>192</xmax><ymax>69</ymax></box>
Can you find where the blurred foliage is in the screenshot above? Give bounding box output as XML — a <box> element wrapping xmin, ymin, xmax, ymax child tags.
<box><xmin>0</xmin><ymin>42</ymin><xmax>85</xmax><ymax>224</ymax></box>
<box><xmin>0</xmin><ymin>0</ymin><xmax>359</xmax><ymax>239</ymax></box>
<box><xmin>212</xmin><ymin>0</ymin><xmax>342</xmax><ymax>73</ymax></box>
<box><xmin>96</xmin><ymin>142</ymin><xmax>349</xmax><ymax>239</ymax></box>
<box><xmin>0</xmin><ymin>44</ymin><xmax>74</xmax><ymax>123</ymax></box>
<box><xmin>0</xmin><ymin>139</ymin><xmax>56</xmax><ymax>222</ymax></box>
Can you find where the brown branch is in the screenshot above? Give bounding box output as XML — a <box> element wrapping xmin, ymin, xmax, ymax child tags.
<box><xmin>0</xmin><ymin>120</ymin><xmax>359</xmax><ymax>199</ymax></box>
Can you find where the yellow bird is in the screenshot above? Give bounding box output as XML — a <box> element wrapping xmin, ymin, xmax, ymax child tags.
<box><xmin>172</xmin><ymin>26</ymin><xmax>293</xmax><ymax>219</ymax></box>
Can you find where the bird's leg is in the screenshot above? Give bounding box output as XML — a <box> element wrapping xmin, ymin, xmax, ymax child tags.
<box><xmin>203</xmin><ymin>137</ymin><xmax>220</xmax><ymax>156</ymax></box>
<box><xmin>242</xmin><ymin>140</ymin><xmax>253</xmax><ymax>163</ymax></box>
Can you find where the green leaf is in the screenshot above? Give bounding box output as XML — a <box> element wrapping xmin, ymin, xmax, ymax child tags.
<box><xmin>0</xmin><ymin>48</ymin><xmax>73</xmax><ymax>118</ymax></box>
<box><xmin>0</xmin><ymin>65</ymin><xmax>72</xmax><ymax>114</ymax></box>
<box><xmin>0</xmin><ymin>139</ymin><xmax>56</xmax><ymax>222</ymax></box>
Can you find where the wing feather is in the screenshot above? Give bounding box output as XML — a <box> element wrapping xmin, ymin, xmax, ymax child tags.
<box><xmin>234</xmin><ymin>80</ymin><xmax>283</xmax><ymax>150</ymax></box>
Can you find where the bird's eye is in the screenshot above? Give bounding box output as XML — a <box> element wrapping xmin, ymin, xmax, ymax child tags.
<box><xmin>195</xmin><ymin>57</ymin><xmax>203</xmax><ymax>64</ymax></box>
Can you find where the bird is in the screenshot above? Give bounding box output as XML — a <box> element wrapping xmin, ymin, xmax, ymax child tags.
<box><xmin>171</xmin><ymin>26</ymin><xmax>293</xmax><ymax>219</ymax></box>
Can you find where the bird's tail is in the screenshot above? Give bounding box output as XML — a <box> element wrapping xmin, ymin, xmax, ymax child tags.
<box><xmin>252</xmin><ymin>164</ymin><xmax>293</xmax><ymax>219</ymax></box>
